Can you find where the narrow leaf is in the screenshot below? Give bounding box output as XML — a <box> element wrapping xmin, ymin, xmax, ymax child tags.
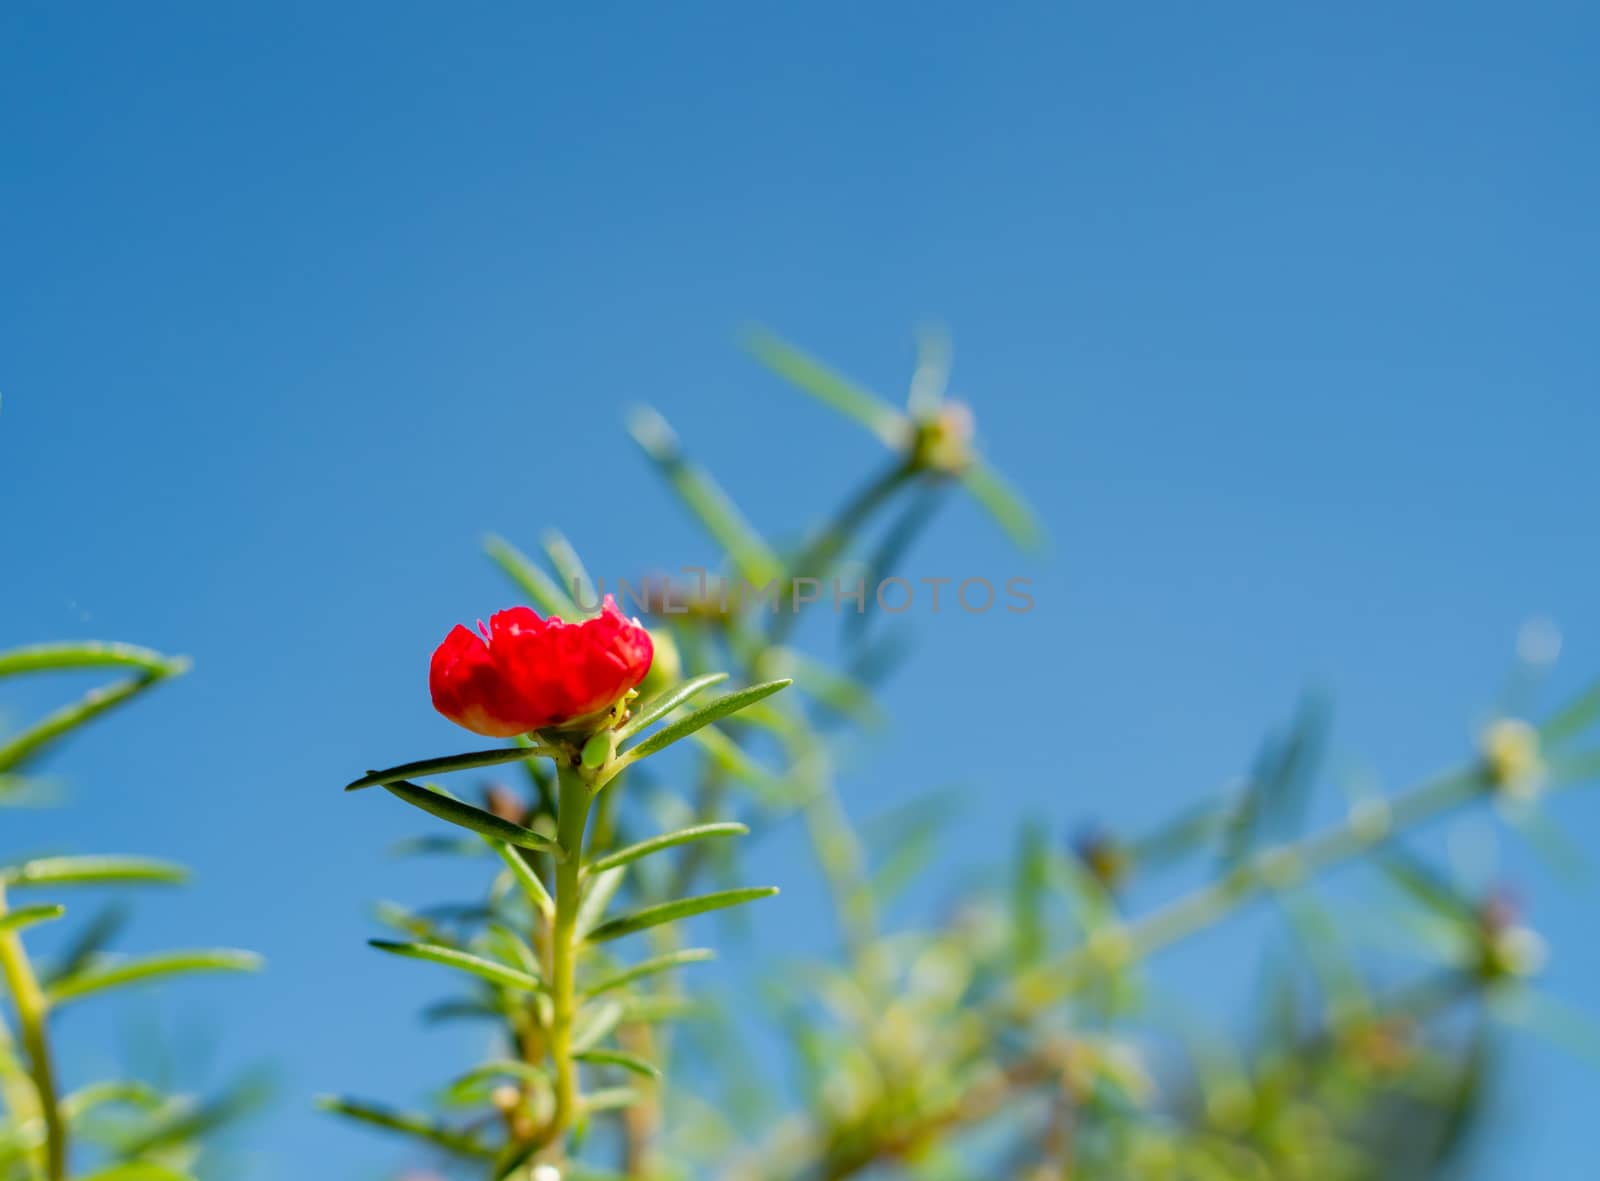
<box><xmin>0</xmin><ymin>642</ymin><xmax>187</xmax><ymax>680</ymax></box>
<box><xmin>0</xmin><ymin>903</ymin><xmax>64</xmax><ymax>934</ymax></box>
<box><xmin>583</xmin><ymin>948</ymin><xmax>716</xmax><ymax>997</ymax></box>
<box><xmin>369</xmin><ymin>940</ymin><xmax>541</xmax><ymax>992</ymax></box>
<box><xmin>441</xmin><ymin>1060</ymin><xmax>551</xmax><ymax>1105</ymax></box>
<box><xmin>76</xmin><ymin>1166</ymin><xmax>195</xmax><ymax>1181</ymax></box>
<box><xmin>61</xmin><ymin>1079</ymin><xmax>165</xmax><ymax>1120</ymax></box>
<box><xmin>621</xmin><ymin>680</ymin><xmax>792</xmax><ymax>762</ymax></box>
<box><xmin>572</xmin><ymin>1000</ymin><xmax>625</xmax><ymax>1052</ymax></box>
<box><xmin>0</xmin><ymin>675</ymin><xmax>174</xmax><ymax>775</ymax></box>
<box><xmin>541</xmin><ymin>529</ymin><xmax>597</xmax><ymax>613</ymax></box>
<box><xmin>346</xmin><ymin>747</ymin><xmax>547</xmax><ymax>792</ymax></box>
<box><xmin>1</xmin><ymin>856</ymin><xmax>189</xmax><ymax>889</ymax></box>
<box><xmin>616</xmin><ymin>672</ymin><xmax>728</xmax><ymax>742</ymax></box>
<box><xmin>584</xmin><ymin>887</ymin><xmax>778</xmax><ymax>944</ymax></box>
<box><xmin>381</xmin><ymin>781</ymin><xmax>563</xmax><ymax>858</ymax></box>
<box><xmin>583</xmin><ymin>1087</ymin><xmax>642</xmax><ymax>1113</ymax></box>
<box><xmin>588</xmin><ymin>823</ymin><xmax>748</xmax><ymax>875</ymax></box>
<box><xmin>488</xmin><ymin>840</ymin><xmax>554</xmax><ymax>917</ymax></box>
<box><xmin>575</xmin><ymin>1049</ymin><xmax>659</xmax><ymax>1079</ymax></box>
<box><xmin>625</xmin><ymin>405</ymin><xmax>783</xmax><ymax>587</ymax></box>
<box><xmin>484</xmin><ymin>534</ymin><xmax>578</xmax><ymax>617</ymax></box>
<box><xmin>960</xmin><ymin>461</ymin><xmax>1043</xmax><ymax>551</ymax></box>
<box><xmin>316</xmin><ymin>1095</ymin><xmax>491</xmax><ymax>1159</ymax></box>
<box><xmin>1540</xmin><ymin>679</ymin><xmax>1600</xmax><ymax>746</ymax></box>
<box><xmin>576</xmin><ymin>867</ymin><xmax>627</xmax><ymax>939</ymax></box>
<box><xmin>49</xmin><ymin>949</ymin><xmax>262</xmax><ymax>1003</ymax></box>
<box><xmin>743</xmin><ymin>327</ymin><xmax>908</xmax><ymax>448</ymax></box>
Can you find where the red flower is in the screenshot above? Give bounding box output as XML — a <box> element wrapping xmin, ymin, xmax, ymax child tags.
<box><xmin>429</xmin><ymin>596</ymin><xmax>654</xmax><ymax>738</ymax></box>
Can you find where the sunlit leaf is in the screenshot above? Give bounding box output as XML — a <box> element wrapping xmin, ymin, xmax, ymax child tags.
<box><xmin>571</xmin><ymin>1000</ymin><xmax>625</xmax><ymax>1052</ymax></box>
<box><xmin>49</xmin><ymin>949</ymin><xmax>262</xmax><ymax>1003</ymax></box>
<box><xmin>484</xmin><ymin>533</ymin><xmax>578</xmax><ymax>618</ymax></box>
<box><xmin>582</xmin><ymin>1086</ymin><xmax>641</xmax><ymax>1113</ymax></box>
<box><xmin>488</xmin><ymin>840</ymin><xmax>554</xmax><ymax>918</ymax></box>
<box><xmin>369</xmin><ymin>940</ymin><xmax>542</xmax><ymax>992</ymax></box>
<box><xmin>587</xmin><ymin>823</ymin><xmax>748</xmax><ymax>875</ymax></box>
<box><xmin>584</xmin><ymin>887</ymin><xmax>778</xmax><ymax>944</ymax></box>
<box><xmin>0</xmin><ymin>674</ymin><xmax>177</xmax><ymax>775</ymax></box>
<box><xmin>575</xmin><ymin>867</ymin><xmax>626</xmax><ymax>940</ymax></box>
<box><xmin>620</xmin><ymin>679</ymin><xmax>792</xmax><ymax>763</ymax></box>
<box><xmin>440</xmin><ymin>1060</ymin><xmax>550</xmax><ymax>1106</ymax></box>
<box><xmin>541</xmin><ymin>529</ymin><xmax>598</xmax><ymax>613</ymax></box>
<box><xmin>616</xmin><ymin>673</ymin><xmax>729</xmax><ymax>742</ymax></box>
<box><xmin>1</xmin><ymin>856</ymin><xmax>188</xmax><ymax>889</ymax></box>
<box><xmin>61</xmin><ymin>1080</ymin><xmax>165</xmax><ymax>1121</ymax></box>
<box><xmin>582</xmin><ymin>948</ymin><xmax>716</xmax><ymax>997</ymax></box>
<box><xmin>743</xmin><ymin>327</ymin><xmax>908</xmax><ymax>448</ymax></box>
<box><xmin>626</xmin><ymin>405</ymin><xmax>782</xmax><ymax>587</ymax></box>
<box><xmin>0</xmin><ymin>643</ymin><xmax>187</xmax><ymax>680</ymax></box>
<box><xmin>75</xmin><ymin>1165</ymin><xmax>195</xmax><ymax>1181</ymax></box>
<box><xmin>0</xmin><ymin>903</ymin><xmax>64</xmax><ymax>934</ymax></box>
<box><xmin>575</xmin><ymin>1048</ymin><xmax>659</xmax><ymax>1079</ymax></box>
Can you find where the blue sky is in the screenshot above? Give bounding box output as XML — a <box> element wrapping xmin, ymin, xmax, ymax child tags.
<box><xmin>2</xmin><ymin>2</ymin><xmax>1597</xmax><ymax>1176</ymax></box>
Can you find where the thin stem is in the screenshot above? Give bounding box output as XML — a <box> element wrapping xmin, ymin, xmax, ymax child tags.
<box><xmin>0</xmin><ymin>884</ymin><xmax>65</xmax><ymax>1180</ymax></box>
<box><xmin>538</xmin><ymin>762</ymin><xmax>594</xmax><ymax>1156</ymax></box>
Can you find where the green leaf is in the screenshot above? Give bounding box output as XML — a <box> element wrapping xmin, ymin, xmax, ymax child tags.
<box><xmin>743</xmin><ymin>327</ymin><xmax>908</xmax><ymax>448</ymax></box>
<box><xmin>960</xmin><ymin>461</ymin><xmax>1043</xmax><ymax>551</ymax></box>
<box><xmin>380</xmin><ymin>780</ymin><xmax>563</xmax><ymax>858</ymax></box>
<box><xmin>316</xmin><ymin>1094</ymin><xmax>491</xmax><ymax>1159</ymax></box>
<box><xmin>584</xmin><ymin>887</ymin><xmax>778</xmax><ymax>944</ymax></box>
<box><xmin>0</xmin><ymin>903</ymin><xmax>65</xmax><ymax>934</ymax></box>
<box><xmin>0</xmin><ymin>642</ymin><xmax>188</xmax><ymax>680</ymax></box>
<box><xmin>440</xmin><ymin>1059</ymin><xmax>551</xmax><ymax>1105</ymax></box>
<box><xmin>368</xmin><ymin>940</ymin><xmax>542</xmax><ymax>992</ymax></box>
<box><xmin>582</xmin><ymin>1087</ymin><xmax>642</xmax><ymax>1113</ymax></box>
<box><xmin>76</xmin><ymin>1165</ymin><xmax>195</xmax><ymax>1181</ymax></box>
<box><xmin>583</xmin><ymin>948</ymin><xmax>716</xmax><ymax>997</ymax></box>
<box><xmin>49</xmin><ymin>949</ymin><xmax>262</xmax><ymax>1003</ymax></box>
<box><xmin>572</xmin><ymin>1000</ymin><xmax>625</xmax><ymax>1052</ymax></box>
<box><xmin>542</xmin><ymin>529</ymin><xmax>597</xmax><ymax>613</ymax></box>
<box><xmin>346</xmin><ymin>747</ymin><xmax>548</xmax><ymax>792</ymax></box>
<box><xmin>1540</xmin><ymin>679</ymin><xmax>1600</xmax><ymax>746</ymax></box>
<box><xmin>1012</xmin><ymin>823</ymin><xmax>1049</xmax><ymax>966</ymax></box>
<box><xmin>0</xmin><ymin>674</ymin><xmax>177</xmax><ymax>775</ymax></box>
<box><xmin>488</xmin><ymin>840</ymin><xmax>554</xmax><ymax>917</ymax></box>
<box><xmin>61</xmin><ymin>1079</ymin><xmax>165</xmax><ymax>1120</ymax></box>
<box><xmin>575</xmin><ymin>867</ymin><xmax>627</xmax><ymax>939</ymax></box>
<box><xmin>616</xmin><ymin>672</ymin><xmax>729</xmax><ymax>742</ymax></box>
<box><xmin>575</xmin><ymin>1048</ymin><xmax>659</xmax><ymax>1079</ymax></box>
<box><xmin>625</xmin><ymin>405</ymin><xmax>783</xmax><ymax>587</ymax></box>
<box><xmin>0</xmin><ymin>855</ymin><xmax>189</xmax><ymax>888</ymax></box>
<box><xmin>483</xmin><ymin>533</ymin><xmax>579</xmax><ymax>618</ymax></box>
<box><xmin>588</xmin><ymin>823</ymin><xmax>748</xmax><ymax>875</ymax></box>
<box><xmin>620</xmin><ymin>679</ymin><xmax>792</xmax><ymax>763</ymax></box>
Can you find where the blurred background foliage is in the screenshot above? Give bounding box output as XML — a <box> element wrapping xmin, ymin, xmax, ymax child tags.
<box><xmin>322</xmin><ymin>337</ymin><xmax>1600</xmax><ymax>1180</ymax></box>
<box><xmin>0</xmin><ymin>644</ymin><xmax>264</xmax><ymax>1180</ymax></box>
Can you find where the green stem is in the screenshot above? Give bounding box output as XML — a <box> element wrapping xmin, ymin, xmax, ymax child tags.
<box><xmin>0</xmin><ymin>884</ymin><xmax>65</xmax><ymax>1180</ymax></box>
<box><xmin>541</xmin><ymin>763</ymin><xmax>594</xmax><ymax>1155</ymax></box>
